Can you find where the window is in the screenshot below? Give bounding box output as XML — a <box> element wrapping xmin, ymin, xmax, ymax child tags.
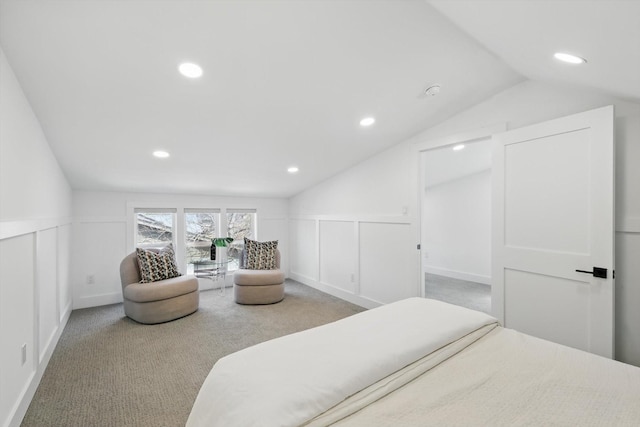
<box><xmin>130</xmin><ymin>206</ymin><xmax>258</xmax><ymax>274</ymax></box>
<box><xmin>226</xmin><ymin>210</ymin><xmax>257</xmax><ymax>270</ymax></box>
<box><xmin>135</xmin><ymin>209</ymin><xmax>175</xmax><ymax>247</ymax></box>
<box><xmin>184</xmin><ymin>209</ymin><xmax>220</xmax><ymax>270</ymax></box>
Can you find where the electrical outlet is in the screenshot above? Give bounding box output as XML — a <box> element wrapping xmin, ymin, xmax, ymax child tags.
<box><xmin>87</xmin><ymin>274</ymin><xmax>95</xmax><ymax>284</ymax></box>
<box><xmin>423</xmin><ymin>251</ymin><xmax>429</xmax><ymax>259</ymax></box>
<box><xmin>350</xmin><ymin>273</ymin><xmax>355</xmax><ymax>283</ymax></box>
<box><xmin>21</xmin><ymin>344</ymin><xmax>27</xmax><ymax>365</ymax></box>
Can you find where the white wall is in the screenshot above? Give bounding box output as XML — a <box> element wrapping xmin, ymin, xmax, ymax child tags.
<box><xmin>72</xmin><ymin>190</ymin><xmax>289</xmax><ymax>308</ymax></box>
<box><xmin>289</xmin><ymin>214</ymin><xmax>416</xmax><ymax>309</ymax></box>
<box><xmin>423</xmin><ymin>169</ymin><xmax>492</xmax><ymax>284</ymax></box>
<box><xmin>0</xmin><ymin>48</ymin><xmax>73</xmax><ymax>427</ymax></box>
<box><xmin>289</xmin><ymin>80</ymin><xmax>640</xmax><ymax>366</ymax></box>
<box><xmin>288</xmin><ymin>137</ymin><xmax>419</xmax><ymax>308</ymax></box>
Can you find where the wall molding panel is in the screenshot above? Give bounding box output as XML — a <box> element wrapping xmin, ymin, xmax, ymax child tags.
<box><xmin>289</xmin><ymin>216</ymin><xmax>419</xmax><ymax>309</ymax></box>
<box><xmin>10</xmin><ymin>307</ymin><xmax>71</xmax><ymax>427</ymax></box>
<box><xmin>0</xmin><ymin>217</ymin><xmax>72</xmax><ymax>240</ymax></box>
<box><xmin>289</xmin><ymin>271</ymin><xmax>381</xmax><ymax>309</ymax></box>
<box><xmin>72</xmin><ymin>218</ymin><xmax>127</xmax><ymax>311</ymax></box>
<box><xmin>0</xmin><ymin>218</ymin><xmax>72</xmax><ymax>427</ymax></box>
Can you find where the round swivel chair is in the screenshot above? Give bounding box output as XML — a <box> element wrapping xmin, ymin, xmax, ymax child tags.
<box><xmin>233</xmin><ymin>249</ymin><xmax>285</xmax><ymax>305</ymax></box>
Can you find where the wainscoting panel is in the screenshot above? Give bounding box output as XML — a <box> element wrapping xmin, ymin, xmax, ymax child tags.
<box><xmin>57</xmin><ymin>224</ymin><xmax>72</xmax><ymax>321</ymax></box>
<box><xmin>359</xmin><ymin>222</ymin><xmax>417</xmax><ymax>304</ymax></box>
<box><xmin>37</xmin><ymin>228</ymin><xmax>59</xmax><ymax>363</ymax></box>
<box><xmin>73</xmin><ymin>221</ymin><xmax>127</xmax><ymax>309</ymax></box>
<box><xmin>289</xmin><ymin>216</ymin><xmax>418</xmax><ymax>308</ymax></box>
<box><xmin>0</xmin><ymin>233</ymin><xmax>36</xmax><ymax>427</ymax></box>
<box><xmin>0</xmin><ymin>218</ymin><xmax>73</xmax><ymax>427</ymax></box>
<box><xmin>289</xmin><ymin>219</ymin><xmax>318</xmax><ymax>282</ymax></box>
<box><xmin>319</xmin><ymin>220</ymin><xmax>356</xmax><ymax>293</ymax></box>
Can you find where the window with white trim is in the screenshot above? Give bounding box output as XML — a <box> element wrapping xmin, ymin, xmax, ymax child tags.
<box><xmin>131</xmin><ymin>206</ymin><xmax>258</xmax><ymax>274</ymax></box>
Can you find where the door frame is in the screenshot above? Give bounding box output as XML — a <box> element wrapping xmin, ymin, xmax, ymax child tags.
<box><xmin>415</xmin><ymin>124</ymin><xmax>506</xmax><ymax>298</ymax></box>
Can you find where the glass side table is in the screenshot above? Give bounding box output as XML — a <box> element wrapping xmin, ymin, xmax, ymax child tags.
<box><xmin>193</xmin><ymin>259</ymin><xmax>232</xmax><ymax>294</ymax></box>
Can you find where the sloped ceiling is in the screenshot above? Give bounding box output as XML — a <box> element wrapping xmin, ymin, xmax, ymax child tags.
<box><xmin>1</xmin><ymin>1</ymin><xmax>636</xmax><ymax>198</ymax></box>
<box><xmin>423</xmin><ymin>139</ymin><xmax>492</xmax><ymax>189</ymax></box>
<box><xmin>430</xmin><ymin>0</ymin><xmax>640</xmax><ymax>102</ymax></box>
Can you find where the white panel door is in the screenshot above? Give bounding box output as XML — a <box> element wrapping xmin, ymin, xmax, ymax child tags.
<box><xmin>492</xmin><ymin>105</ymin><xmax>615</xmax><ymax>358</ymax></box>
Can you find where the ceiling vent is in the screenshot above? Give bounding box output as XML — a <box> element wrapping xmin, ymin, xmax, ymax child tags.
<box><xmin>423</xmin><ymin>84</ymin><xmax>441</xmax><ymax>97</ymax></box>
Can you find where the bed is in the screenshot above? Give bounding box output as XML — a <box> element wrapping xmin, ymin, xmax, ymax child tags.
<box><xmin>187</xmin><ymin>298</ymin><xmax>640</xmax><ymax>426</ymax></box>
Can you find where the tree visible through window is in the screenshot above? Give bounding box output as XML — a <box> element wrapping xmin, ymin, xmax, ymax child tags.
<box><xmin>185</xmin><ymin>211</ymin><xmax>219</xmax><ymax>265</ymax></box>
<box><xmin>132</xmin><ymin>207</ymin><xmax>257</xmax><ymax>273</ymax></box>
<box><xmin>226</xmin><ymin>211</ymin><xmax>256</xmax><ymax>270</ymax></box>
<box><xmin>135</xmin><ymin>212</ymin><xmax>174</xmax><ymax>246</ymax></box>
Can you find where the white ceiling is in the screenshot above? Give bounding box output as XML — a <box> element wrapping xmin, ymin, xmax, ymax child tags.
<box><xmin>430</xmin><ymin>0</ymin><xmax>640</xmax><ymax>102</ymax></box>
<box><xmin>423</xmin><ymin>139</ymin><xmax>492</xmax><ymax>189</ymax></box>
<box><xmin>0</xmin><ymin>1</ymin><xmax>637</xmax><ymax>198</ymax></box>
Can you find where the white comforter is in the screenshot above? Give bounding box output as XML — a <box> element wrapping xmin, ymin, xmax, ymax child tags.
<box><xmin>186</xmin><ymin>298</ymin><xmax>497</xmax><ymax>427</ymax></box>
<box><xmin>332</xmin><ymin>326</ymin><xmax>640</xmax><ymax>426</ymax></box>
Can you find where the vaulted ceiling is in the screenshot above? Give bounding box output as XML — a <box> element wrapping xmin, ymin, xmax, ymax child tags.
<box><xmin>1</xmin><ymin>1</ymin><xmax>638</xmax><ymax>198</ymax></box>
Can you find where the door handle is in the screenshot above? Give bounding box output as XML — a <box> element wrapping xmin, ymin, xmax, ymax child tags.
<box><xmin>575</xmin><ymin>267</ymin><xmax>607</xmax><ymax>279</ymax></box>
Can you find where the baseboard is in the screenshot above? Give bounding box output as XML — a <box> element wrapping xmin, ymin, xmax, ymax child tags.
<box><xmin>424</xmin><ymin>266</ymin><xmax>491</xmax><ymax>285</ymax></box>
<box><xmin>73</xmin><ymin>292</ymin><xmax>122</xmax><ymax>309</ymax></box>
<box><xmin>6</xmin><ymin>304</ymin><xmax>72</xmax><ymax>427</ymax></box>
<box><xmin>60</xmin><ymin>300</ymin><xmax>72</xmax><ymax>324</ymax></box>
<box><xmin>289</xmin><ymin>272</ymin><xmax>381</xmax><ymax>310</ymax></box>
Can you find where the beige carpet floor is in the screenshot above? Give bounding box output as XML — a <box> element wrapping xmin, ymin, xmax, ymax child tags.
<box><xmin>21</xmin><ymin>280</ymin><xmax>365</xmax><ymax>427</ymax></box>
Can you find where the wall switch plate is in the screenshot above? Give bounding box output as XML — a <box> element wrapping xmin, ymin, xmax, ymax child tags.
<box><xmin>21</xmin><ymin>344</ymin><xmax>27</xmax><ymax>365</ymax></box>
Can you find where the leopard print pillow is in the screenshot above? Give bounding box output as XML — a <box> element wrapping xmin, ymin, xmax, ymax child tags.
<box><xmin>136</xmin><ymin>244</ymin><xmax>181</xmax><ymax>283</ymax></box>
<box><xmin>244</xmin><ymin>238</ymin><xmax>278</xmax><ymax>270</ymax></box>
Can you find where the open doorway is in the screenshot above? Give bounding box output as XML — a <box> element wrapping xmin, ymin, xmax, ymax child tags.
<box><xmin>420</xmin><ymin>138</ymin><xmax>492</xmax><ymax>314</ymax></box>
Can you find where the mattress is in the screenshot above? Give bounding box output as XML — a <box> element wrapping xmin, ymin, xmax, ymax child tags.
<box><xmin>187</xmin><ymin>298</ymin><xmax>640</xmax><ymax>426</ymax></box>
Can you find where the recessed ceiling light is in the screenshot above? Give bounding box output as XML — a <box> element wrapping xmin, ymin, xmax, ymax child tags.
<box><xmin>452</xmin><ymin>144</ymin><xmax>465</xmax><ymax>151</ymax></box>
<box><xmin>153</xmin><ymin>150</ymin><xmax>170</xmax><ymax>158</ymax></box>
<box><xmin>178</xmin><ymin>62</ymin><xmax>203</xmax><ymax>78</ymax></box>
<box><xmin>287</xmin><ymin>166</ymin><xmax>299</xmax><ymax>174</ymax></box>
<box><xmin>360</xmin><ymin>117</ymin><xmax>375</xmax><ymax>127</ymax></box>
<box><xmin>554</xmin><ymin>52</ymin><xmax>587</xmax><ymax>64</ymax></box>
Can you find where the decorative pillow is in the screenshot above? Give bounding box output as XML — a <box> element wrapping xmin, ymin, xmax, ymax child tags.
<box><xmin>136</xmin><ymin>244</ymin><xmax>181</xmax><ymax>283</ymax></box>
<box><xmin>244</xmin><ymin>238</ymin><xmax>278</xmax><ymax>270</ymax></box>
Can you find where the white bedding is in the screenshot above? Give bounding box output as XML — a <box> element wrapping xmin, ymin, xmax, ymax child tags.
<box><xmin>332</xmin><ymin>327</ymin><xmax>640</xmax><ymax>426</ymax></box>
<box><xmin>186</xmin><ymin>298</ymin><xmax>497</xmax><ymax>427</ymax></box>
<box><xmin>187</xmin><ymin>297</ymin><xmax>640</xmax><ymax>426</ymax></box>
